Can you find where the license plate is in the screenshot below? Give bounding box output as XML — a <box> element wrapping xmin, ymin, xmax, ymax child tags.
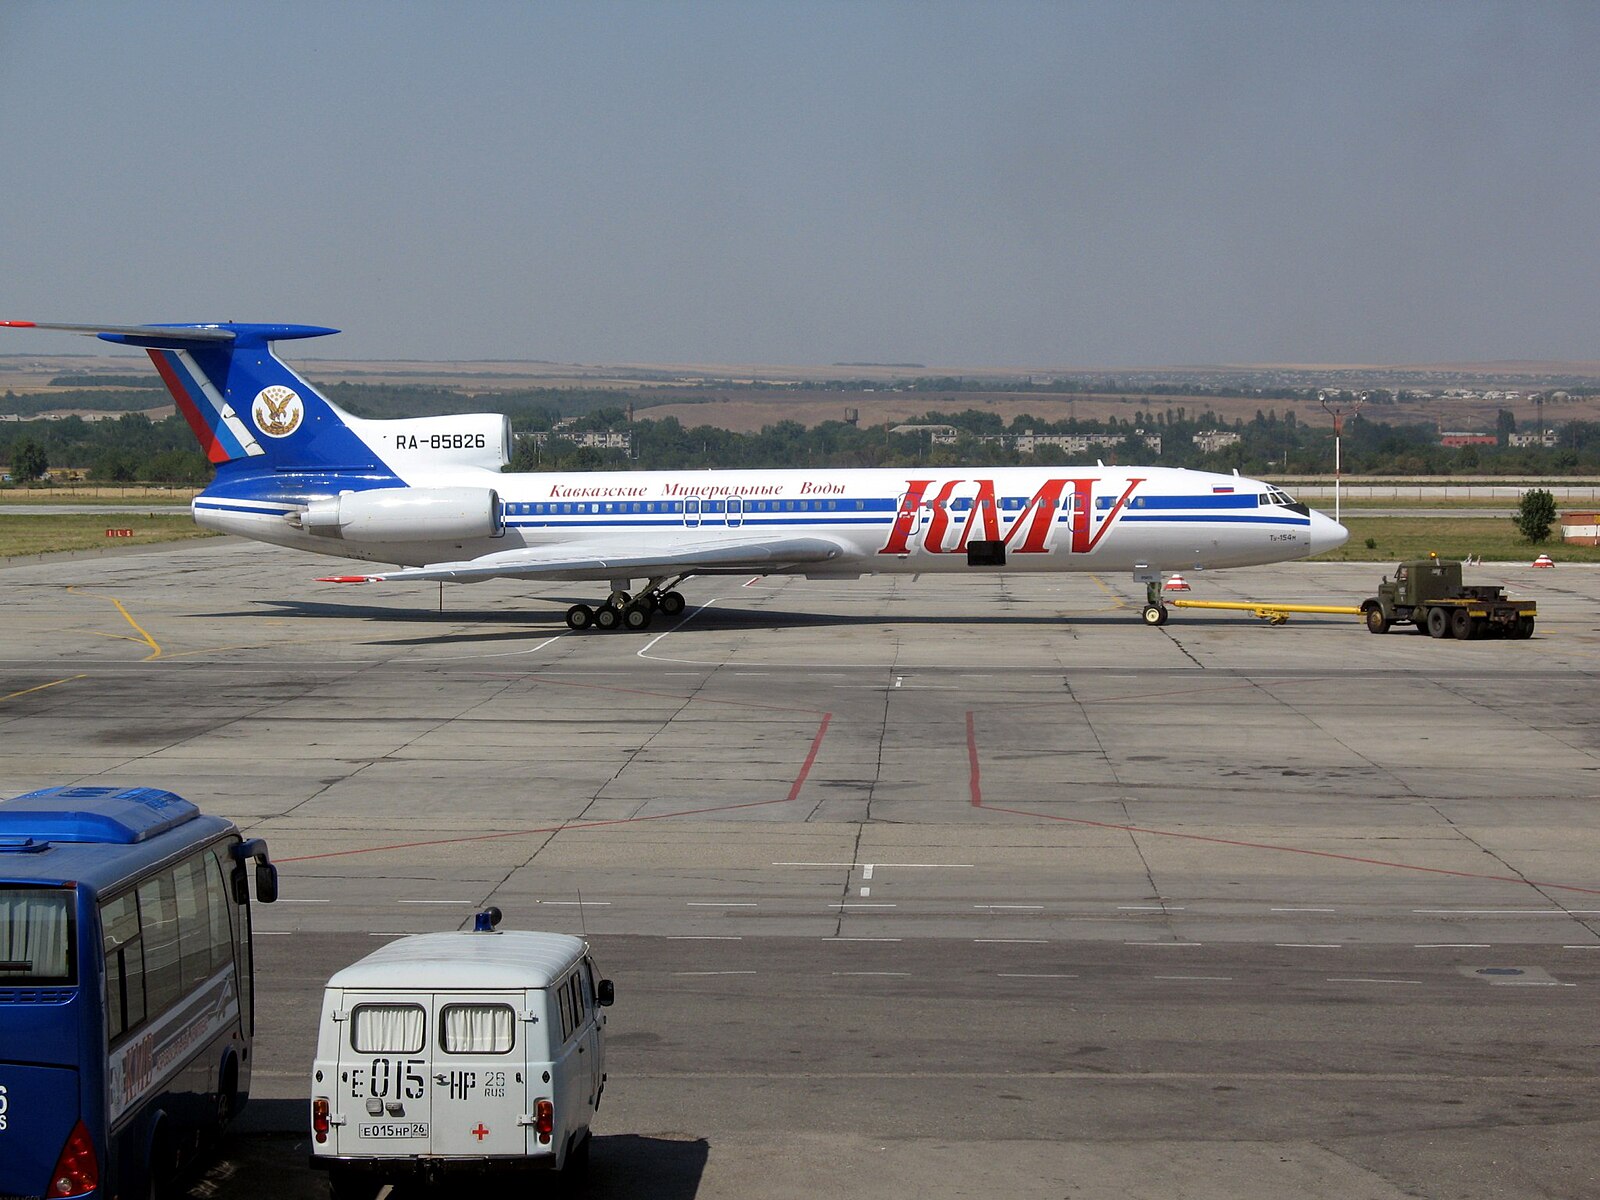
<box><xmin>359</xmin><ymin>1122</ymin><xmax>429</xmax><ymax>1138</ymax></box>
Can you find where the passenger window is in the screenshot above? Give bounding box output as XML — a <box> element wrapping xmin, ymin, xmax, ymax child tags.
<box><xmin>570</xmin><ymin>974</ymin><xmax>587</xmax><ymax>1024</ymax></box>
<box><xmin>555</xmin><ymin>979</ymin><xmax>575</xmax><ymax>1041</ymax></box>
<box><xmin>137</xmin><ymin>873</ymin><xmax>181</xmax><ymax>1016</ymax></box>
<box><xmin>352</xmin><ymin>1003</ymin><xmax>426</xmax><ymax>1053</ymax></box>
<box><xmin>100</xmin><ymin>891</ymin><xmax>144</xmax><ymax>1040</ymax></box>
<box><xmin>440</xmin><ymin>1004</ymin><xmax>516</xmax><ymax>1054</ymax></box>
<box><xmin>206</xmin><ymin>851</ymin><xmax>235</xmax><ymax>974</ymax></box>
<box><xmin>174</xmin><ymin>854</ymin><xmax>211</xmax><ymax>989</ymax></box>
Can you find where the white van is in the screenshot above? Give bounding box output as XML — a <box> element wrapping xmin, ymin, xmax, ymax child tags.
<box><xmin>309</xmin><ymin>910</ymin><xmax>614</xmax><ymax>1196</ymax></box>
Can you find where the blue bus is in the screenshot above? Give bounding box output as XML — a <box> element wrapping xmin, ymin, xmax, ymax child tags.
<box><xmin>0</xmin><ymin>786</ymin><xmax>278</xmax><ymax>1199</ymax></box>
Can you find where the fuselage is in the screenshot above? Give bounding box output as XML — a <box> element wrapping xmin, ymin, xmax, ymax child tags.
<box><xmin>193</xmin><ymin>463</ymin><xmax>1347</xmax><ymax>579</ymax></box>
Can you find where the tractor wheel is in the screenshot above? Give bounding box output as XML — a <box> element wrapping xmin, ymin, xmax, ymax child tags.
<box><xmin>1364</xmin><ymin>606</ymin><xmax>1391</xmax><ymax>634</ymax></box>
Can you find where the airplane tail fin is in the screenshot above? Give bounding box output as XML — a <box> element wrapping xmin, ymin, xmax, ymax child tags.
<box><xmin>0</xmin><ymin>321</ymin><xmax>373</xmax><ymax>470</ymax></box>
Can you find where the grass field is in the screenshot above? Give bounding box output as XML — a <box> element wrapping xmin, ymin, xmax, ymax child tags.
<box><xmin>0</xmin><ymin>514</ymin><xmax>215</xmax><ymax>558</ymax></box>
<box><xmin>0</xmin><ymin>485</ymin><xmax>197</xmax><ymax>505</ymax></box>
<box><xmin>1312</xmin><ymin>517</ymin><xmax>1598</xmax><ymax>563</ymax></box>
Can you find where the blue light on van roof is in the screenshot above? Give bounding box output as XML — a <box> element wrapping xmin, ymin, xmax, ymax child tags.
<box><xmin>0</xmin><ymin>786</ymin><xmax>199</xmax><ymax>845</ymax></box>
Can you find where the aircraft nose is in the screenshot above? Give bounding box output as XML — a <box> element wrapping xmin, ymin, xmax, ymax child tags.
<box><xmin>1308</xmin><ymin>509</ymin><xmax>1349</xmax><ymax>556</ymax></box>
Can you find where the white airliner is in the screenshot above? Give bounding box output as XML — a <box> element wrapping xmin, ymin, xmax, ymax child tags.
<box><xmin>2</xmin><ymin>321</ymin><xmax>1347</xmax><ymax>629</ymax></box>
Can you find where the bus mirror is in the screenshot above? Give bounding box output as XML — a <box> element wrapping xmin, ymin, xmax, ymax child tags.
<box><xmin>231</xmin><ymin>863</ymin><xmax>250</xmax><ymax>906</ymax></box>
<box><xmin>255</xmin><ymin>861</ymin><xmax>280</xmax><ymax>904</ymax></box>
<box><xmin>598</xmin><ymin>979</ymin><xmax>615</xmax><ymax>1007</ymax></box>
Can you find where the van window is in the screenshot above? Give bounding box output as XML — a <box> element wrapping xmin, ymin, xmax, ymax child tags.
<box><xmin>440</xmin><ymin>1004</ymin><xmax>515</xmax><ymax>1054</ymax></box>
<box><xmin>100</xmin><ymin>890</ymin><xmax>144</xmax><ymax>1040</ymax></box>
<box><xmin>555</xmin><ymin>977</ymin><xmax>576</xmax><ymax>1041</ymax></box>
<box><xmin>173</xmin><ymin>854</ymin><xmax>211</xmax><ymax>989</ymax></box>
<box><xmin>352</xmin><ymin>1003</ymin><xmax>426</xmax><ymax>1053</ymax></box>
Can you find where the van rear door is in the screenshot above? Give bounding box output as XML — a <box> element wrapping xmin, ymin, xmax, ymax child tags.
<box><xmin>335</xmin><ymin>997</ymin><xmax>433</xmax><ymax>1157</ymax></box>
<box><xmin>428</xmin><ymin>994</ymin><xmax>526</xmax><ymax>1156</ymax></box>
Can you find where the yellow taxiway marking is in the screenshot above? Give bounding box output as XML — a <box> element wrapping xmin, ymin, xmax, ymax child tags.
<box><xmin>1</xmin><ymin>674</ymin><xmax>88</xmax><ymax>704</ymax></box>
<box><xmin>67</xmin><ymin>587</ymin><xmax>163</xmax><ymax>660</ymax></box>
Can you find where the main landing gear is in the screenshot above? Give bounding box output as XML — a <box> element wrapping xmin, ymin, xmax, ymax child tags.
<box><xmin>565</xmin><ymin>580</ymin><xmax>688</xmax><ymax>632</ymax></box>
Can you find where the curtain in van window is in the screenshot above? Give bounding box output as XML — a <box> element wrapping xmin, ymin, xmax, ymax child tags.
<box><xmin>352</xmin><ymin>1004</ymin><xmax>426</xmax><ymax>1053</ymax></box>
<box><xmin>0</xmin><ymin>888</ymin><xmax>71</xmax><ymax>981</ymax></box>
<box><xmin>441</xmin><ymin>1004</ymin><xmax>515</xmax><ymax>1053</ymax></box>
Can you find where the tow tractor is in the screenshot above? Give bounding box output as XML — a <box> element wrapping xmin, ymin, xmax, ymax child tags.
<box><xmin>1359</xmin><ymin>556</ymin><xmax>1535</xmax><ymax>638</ymax></box>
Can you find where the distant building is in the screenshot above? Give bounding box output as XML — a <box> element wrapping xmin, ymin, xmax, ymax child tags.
<box><xmin>1439</xmin><ymin>432</ymin><xmax>1496</xmax><ymax>447</ymax></box>
<box><xmin>526</xmin><ymin>429</ymin><xmax>634</xmax><ymax>452</ymax></box>
<box><xmin>1561</xmin><ymin>511</ymin><xmax>1600</xmax><ymax>546</ymax></box>
<box><xmin>1192</xmin><ymin>430</ymin><xmax>1242</xmax><ymax>453</ymax></box>
<box><xmin>1508</xmin><ymin>430</ymin><xmax>1558</xmax><ymax>448</ymax></box>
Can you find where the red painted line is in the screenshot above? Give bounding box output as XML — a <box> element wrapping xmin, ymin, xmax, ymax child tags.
<box><xmin>281</xmin><ymin>712</ymin><xmax>834</xmax><ymax>865</ymax></box>
<box><xmin>966</xmin><ymin>710</ymin><xmax>982</xmax><ymax>806</ymax></box>
<box><xmin>786</xmin><ymin>713</ymin><xmax>832</xmax><ymax>802</ymax></box>
<box><xmin>976</xmin><ymin>803</ymin><xmax>1600</xmax><ymax>897</ymax></box>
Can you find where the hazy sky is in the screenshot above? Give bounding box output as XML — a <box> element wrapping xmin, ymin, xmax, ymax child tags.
<box><xmin>2</xmin><ymin>2</ymin><xmax>1597</xmax><ymax>367</ymax></box>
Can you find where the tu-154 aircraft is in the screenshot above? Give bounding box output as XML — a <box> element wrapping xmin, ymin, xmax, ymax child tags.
<box><xmin>2</xmin><ymin>321</ymin><xmax>1347</xmax><ymax>629</ymax></box>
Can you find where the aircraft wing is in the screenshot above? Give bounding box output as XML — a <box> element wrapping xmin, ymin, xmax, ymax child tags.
<box><xmin>319</xmin><ymin>534</ymin><xmax>850</xmax><ymax>584</ymax></box>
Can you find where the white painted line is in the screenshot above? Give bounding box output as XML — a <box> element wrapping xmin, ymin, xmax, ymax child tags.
<box><xmin>827</xmin><ymin>937</ymin><xmax>902</xmax><ymax>943</ymax></box>
<box><xmin>833</xmin><ymin>971</ymin><xmax>910</xmax><ymax>977</ymax></box>
<box><xmin>666</xmin><ymin>935</ymin><xmax>743</xmax><ymax>941</ymax></box>
<box><xmin>1415</xmin><ymin>943</ymin><xmax>1491</xmax><ymax>949</ymax></box>
<box><xmin>999</xmin><ymin>973</ymin><xmax>1078</xmax><ymax>979</ymax></box>
<box><xmin>1492</xmin><ymin>980</ymin><xmax>1565</xmax><ymax>987</ymax></box>
<box><xmin>637</xmin><ymin>597</ymin><xmax>722</xmax><ymax>658</ymax></box>
<box><xmin>1118</xmin><ymin>905</ymin><xmax>1187</xmax><ymax>911</ymax></box>
<box><xmin>1277</xmin><ymin>943</ymin><xmax>1342</xmax><ymax>949</ymax></box>
<box><xmin>828</xmin><ymin>903</ymin><xmax>897</xmax><ymax>908</ymax></box>
<box><xmin>541</xmin><ymin>901</ymin><xmax>611</xmax><ymax>906</ymax></box>
<box><xmin>673</xmin><ymin>971</ymin><xmax>756</xmax><ymax>976</ymax></box>
<box><xmin>974</xmin><ymin>904</ymin><xmax>1044</xmax><ymax>911</ymax></box>
<box><xmin>255</xmin><ymin>930</ymin><xmax>293</xmax><ymax>936</ymax></box>
<box><xmin>686</xmin><ymin>902</ymin><xmax>758</xmax><ymax>907</ymax></box>
<box><xmin>1152</xmin><ymin>975</ymin><xmax>1233</xmax><ymax>981</ymax></box>
<box><xmin>774</xmin><ymin>862</ymin><xmax>973</xmax><ymax>869</ymax></box>
<box><xmin>399</xmin><ymin>900</ymin><xmax>473</xmax><ymax>905</ymax></box>
<box><xmin>863</xmin><ymin>865</ymin><xmax>875</xmax><ymax>880</ymax></box>
<box><xmin>1271</xmin><ymin>907</ymin><xmax>1336</xmax><ymax>912</ymax></box>
<box><xmin>1125</xmin><ymin>941</ymin><xmax>1203</xmax><ymax>947</ymax></box>
<box><xmin>1562</xmin><ymin>945</ymin><xmax>1600</xmax><ymax>950</ymax></box>
<box><xmin>894</xmin><ymin>676</ymin><xmax>903</xmax><ymax>688</ymax></box>
<box><xmin>1328</xmin><ymin>978</ymin><xmax>1422</xmax><ymax>985</ymax></box>
<box><xmin>1413</xmin><ymin>909</ymin><xmax>1600</xmax><ymax>915</ymax></box>
<box><xmin>860</xmin><ymin>887</ymin><xmax>871</xmax><ymax>897</ymax></box>
<box><xmin>277</xmin><ymin>899</ymin><xmax>329</xmax><ymax>904</ymax></box>
<box><xmin>974</xmin><ymin>938</ymin><xmax>1049</xmax><ymax>944</ymax></box>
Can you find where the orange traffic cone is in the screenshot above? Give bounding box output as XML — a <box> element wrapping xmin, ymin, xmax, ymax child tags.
<box><xmin>1162</xmin><ymin>574</ymin><xmax>1192</xmax><ymax>592</ymax></box>
<box><xmin>1532</xmin><ymin>553</ymin><xmax>1555</xmax><ymax>568</ymax></box>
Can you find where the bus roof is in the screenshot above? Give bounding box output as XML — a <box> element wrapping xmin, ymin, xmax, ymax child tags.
<box><xmin>0</xmin><ymin>786</ymin><xmax>237</xmax><ymax>891</ymax></box>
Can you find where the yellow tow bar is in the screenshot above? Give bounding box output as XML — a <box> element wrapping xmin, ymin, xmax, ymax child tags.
<box><xmin>1168</xmin><ymin>599</ymin><xmax>1362</xmax><ymax>626</ymax></box>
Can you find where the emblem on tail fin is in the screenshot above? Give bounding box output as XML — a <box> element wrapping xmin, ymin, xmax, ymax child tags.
<box><xmin>252</xmin><ymin>386</ymin><xmax>304</xmax><ymax>438</ymax></box>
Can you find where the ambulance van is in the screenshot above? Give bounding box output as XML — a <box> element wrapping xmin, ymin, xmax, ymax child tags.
<box><xmin>309</xmin><ymin>910</ymin><xmax>614</xmax><ymax>1195</ymax></box>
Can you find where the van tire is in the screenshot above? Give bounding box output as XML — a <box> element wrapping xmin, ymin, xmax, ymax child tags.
<box><xmin>558</xmin><ymin>1131</ymin><xmax>592</xmax><ymax>1193</ymax></box>
<box><xmin>326</xmin><ymin>1167</ymin><xmax>380</xmax><ymax>1200</ymax></box>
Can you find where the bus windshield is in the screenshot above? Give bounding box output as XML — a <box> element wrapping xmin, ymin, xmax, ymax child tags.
<box><xmin>0</xmin><ymin>886</ymin><xmax>76</xmax><ymax>985</ymax></box>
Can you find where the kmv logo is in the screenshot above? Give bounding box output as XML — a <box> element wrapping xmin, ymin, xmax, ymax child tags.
<box><xmin>878</xmin><ymin>477</ymin><xmax>1143</xmax><ymax>556</ymax></box>
<box><xmin>252</xmin><ymin>385</ymin><xmax>304</xmax><ymax>438</ymax></box>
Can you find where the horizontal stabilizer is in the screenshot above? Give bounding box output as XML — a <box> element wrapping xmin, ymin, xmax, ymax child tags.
<box><xmin>1</xmin><ymin>320</ymin><xmax>236</xmax><ymax>343</ymax></box>
<box><xmin>318</xmin><ymin>535</ymin><xmax>848</xmax><ymax>584</ymax></box>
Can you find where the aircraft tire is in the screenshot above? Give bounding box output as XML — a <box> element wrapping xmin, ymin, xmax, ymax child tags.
<box><xmin>594</xmin><ymin>605</ymin><xmax>621</xmax><ymax>631</ymax></box>
<box><xmin>1141</xmin><ymin>603</ymin><xmax>1168</xmax><ymax>627</ymax></box>
<box><xmin>566</xmin><ymin>604</ymin><xmax>594</xmax><ymax>631</ymax></box>
<box><xmin>623</xmin><ymin>604</ymin><xmax>653</xmax><ymax>630</ymax></box>
<box><xmin>659</xmin><ymin>591</ymin><xmax>686</xmax><ymax>616</ymax></box>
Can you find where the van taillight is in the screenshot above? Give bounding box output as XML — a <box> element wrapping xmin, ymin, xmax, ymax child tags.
<box><xmin>45</xmin><ymin>1120</ymin><xmax>98</xmax><ymax>1198</ymax></box>
<box><xmin>535</xmin><ymin>1098</ymin><xmax>554</xmax><ymax>1144</ymax></box>
<box><xmin>313</xmin><ymin>1097</ymin><xmax>331</xmax><ymax>1143</ymax></box>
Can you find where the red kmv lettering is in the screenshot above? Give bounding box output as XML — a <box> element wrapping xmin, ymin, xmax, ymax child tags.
<box><xmin>878</xmin><ymin>480</ymin><xmax>934</xmax><ymax>555</ymax></box>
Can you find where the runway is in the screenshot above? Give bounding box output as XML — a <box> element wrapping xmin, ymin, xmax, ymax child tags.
<box><xmin>3</xmin><ymin>540</ymin><xmax>1598</xmax><ymax>1198</ymax></box>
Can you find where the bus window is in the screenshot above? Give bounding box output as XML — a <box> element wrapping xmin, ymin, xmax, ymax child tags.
<box><xmin>0</xmin><ymin>886</ymin><xmax>74</xmax><ymax>984</ymax></box>
<box><xmin>138</xmin><ymin>873</ymin><xmax>182</xmax><ymax>1016</ymax></box>
<box><xmin>174</xmin><ymin>854</ymin><xmax>212</xmax><ymax>989</ymax></box>
<box><xmin>206</xmin><ymin>850</ymin><xmax>234</xmax><ymax>974</ymax></box>
<box><xmin>352</xmin><ymin>1003</ymin><xmax>426</xmax><ymax>1054</ymax></box>
<box><xmin>100</xmin><ymin>890</ymin><xmax>144</xmax><ymax>1039</ymax></box>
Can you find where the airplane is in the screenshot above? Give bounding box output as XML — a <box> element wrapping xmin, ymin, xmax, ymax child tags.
<box><xmin>1</xmin><ymin>321</ymin><xmax>1348</xmax><ymax>629</ymax></box>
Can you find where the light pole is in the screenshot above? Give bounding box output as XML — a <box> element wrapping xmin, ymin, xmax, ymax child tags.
<box><xmin>1319</xmin><ymin>390</ymin><xmax>1365</xmax><ymax>525</ymax></box>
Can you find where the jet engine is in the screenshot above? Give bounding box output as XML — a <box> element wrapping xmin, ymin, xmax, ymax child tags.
<box><xmin>294</xmin><ymin>487</ymin><xmax>502</xmax><ymax>542</ymax></box>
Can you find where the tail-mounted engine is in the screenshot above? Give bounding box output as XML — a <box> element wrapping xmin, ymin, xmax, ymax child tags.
<box><xmin>292</xmin><ymin>487</ymin><xmax>502</xmax><ymax>542</ymax></box>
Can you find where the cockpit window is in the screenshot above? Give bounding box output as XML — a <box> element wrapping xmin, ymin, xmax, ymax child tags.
<box><xmin>1261</xmin><ymin>487</ymin><xmax>1296</xmax><ymax>506</ymax></box>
